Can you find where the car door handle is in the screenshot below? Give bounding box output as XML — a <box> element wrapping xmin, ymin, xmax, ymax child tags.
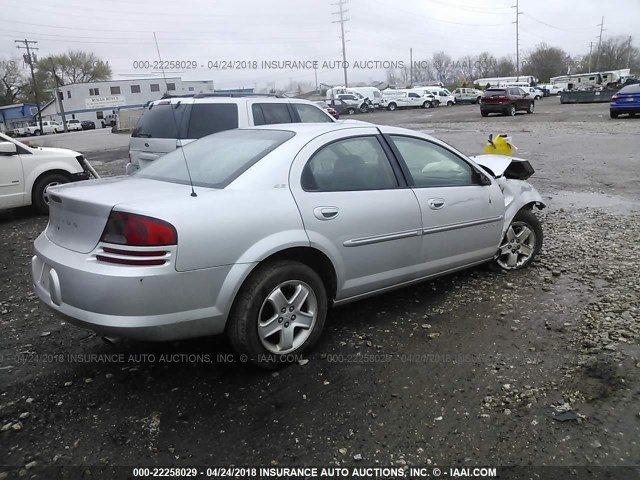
<box><xmin>427</xmin><ymin>198</ymin><xmax>445</xmax><ymax>210</ymax></box>
<box><xmin>313</xmin><ymin>207</ymin><xmax>339</xmax><ymax>220</ymax></box>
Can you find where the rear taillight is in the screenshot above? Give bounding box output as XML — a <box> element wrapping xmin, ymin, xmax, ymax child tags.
<box><xmin>100</xmin><ymin>212</ymin><xmax>177</xmax><ymax>246</ymax></box>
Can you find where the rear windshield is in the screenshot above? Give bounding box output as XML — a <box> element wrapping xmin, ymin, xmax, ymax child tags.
<box><xmin>484</xmin><ymin>90</ymin><xmax>507</xmax><ymax>96</ymax></box>
<box><xmin>619</xmin><ymin>84</ymin><xmax>640</xmax><ymax>94</ymax></box>
<box><xmin>135</xmin><ymin>129</ymin><xmax>295</xmax><ymax>188</ymax></box>
<box><xmin>132</xmin><ymin>102</ymin><xmax>239</xmax><ymax>139</ymax></box>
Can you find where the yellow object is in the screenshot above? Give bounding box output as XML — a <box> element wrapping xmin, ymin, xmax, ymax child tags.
<box><xmin>483</xmin><ymin>134</ymin><xmax>514</xmax><ymax>156</ymax></box>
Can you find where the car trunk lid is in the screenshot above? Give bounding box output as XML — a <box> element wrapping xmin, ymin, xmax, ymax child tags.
<box><xmin>45</xmin><ymin>177</ymin><xmax>192</xmax><ymax>254</ymax></box>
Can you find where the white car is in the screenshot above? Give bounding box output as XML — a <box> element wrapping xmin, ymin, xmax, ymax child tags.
<box><xmin>55</xmin><ymin>119</ymin><xmax>83</xmax><ymax>133</ymax></box>
<box><xmin>14</xmin><ymin>121</ymin><xmax>61</xmax><ymax>137</ymax></box>
<box><xmin>0</xmin><ymin>132</ymin><xmax>97</xmax><ymax>213</ymax></box>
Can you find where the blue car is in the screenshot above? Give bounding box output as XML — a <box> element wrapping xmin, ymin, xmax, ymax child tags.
<box><xmin>610</xmin><ymin>84</ymin><xmax>640</xmax><ymax>118</ymax></box>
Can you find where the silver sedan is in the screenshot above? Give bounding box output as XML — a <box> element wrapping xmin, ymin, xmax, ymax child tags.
<box><xmin>32</xmin><ymin>123</ymin><xmax>545</xmax><ymax>367</ymax></box>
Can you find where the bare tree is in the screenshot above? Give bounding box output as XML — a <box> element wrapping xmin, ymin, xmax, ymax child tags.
<box><xmin>475</xmin><ymin>52</ymin><xmax>498</xmax><ymax>78</ymax></box>
<box><xmin>522</xmin><ymin>43</ymin><xmax>570</xmax><ymax>82</ymax></box>
<box><xmin>432</xmin><ymin>51</ymin><xmax>452</xmax><ymax>84</ymax></box>
<box><xmin>0</xmin><ymin>57</ymin><xmax>25</xmax><ymax>106</ymax></box>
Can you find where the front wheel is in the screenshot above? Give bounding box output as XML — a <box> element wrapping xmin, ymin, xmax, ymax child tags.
<box><xmin>447</xmin><ymin>100</ymin><xmax>454</xmax><ymax>106</ymax></box>
<box><xmin>492</xmin><ymin>209</ymin><xmax>543</xmax><ymax>271</ymax></box>
<box><xmin>481</xmin><ymin>110</ymin><xmax>489</xmax><ymax>117</ymax></box>
<box><xmin>527</xmin><ymin>102</ymin><xmax>534</xmax><ymax>114</ymax></box>
<box><xmin>387</xmin><ymin>103</ymin><xmax>397</xmax><ymax>111</ymax></box>
<box><xmin>610</xmin><ymin>111</ymin><xmax>619</xmax><ymax>119</ymax></box>
<box><xmin>423</xmin><ymin>101</ymin><xmax>431</xmax><ymax>109</ymax></box>
<box><xmin>32</xmin><ymin>173</ymin><xmax>69</xmax><ymax>214</ymax></box>
<box><xmin>34</xmin><ymin>130</ymin><xmax>41</xmax><ymax>136</ymax></box>
<box><xmin>227</xmin><ymin>260</ymin><xmax>328</xmax><ymax>369</ymax></box>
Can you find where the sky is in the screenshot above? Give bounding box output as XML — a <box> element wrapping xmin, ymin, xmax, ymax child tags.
<box><xmin>1</xmin><ymin>0</ymin><xmax>638</xmax><ymax>89</ymax></box>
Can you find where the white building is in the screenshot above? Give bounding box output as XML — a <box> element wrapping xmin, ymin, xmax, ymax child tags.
<box><xmin>39</xmin><ymin>77</ymin><xmax>215</xmax><ymax>127</ymax></box>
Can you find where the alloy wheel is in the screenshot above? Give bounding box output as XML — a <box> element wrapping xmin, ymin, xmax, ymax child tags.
<box><xmin>496</xmin><ymin>221</ymin><xmax>537</xmax><ymax>270</ymax></box>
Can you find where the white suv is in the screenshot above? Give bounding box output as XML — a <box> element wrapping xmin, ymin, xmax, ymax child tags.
<box><xmin>127</xmin><ymin>95</ymin><xmax>335</xmax><ymax>174</ymax></box>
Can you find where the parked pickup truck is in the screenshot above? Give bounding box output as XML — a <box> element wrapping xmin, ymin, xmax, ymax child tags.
<box><xmin>453</xmin><ymin>87</ymin><xmax>483</xmax><ymax>104</ymax></box>
<box><xmin>14</xmin><ymin>121</ymin><xmax>62</xmax><ymax>137</ymax></box>
<box><xmin>0</xmin><ymin>132</ymin><xmax>99</xmax><ymax>213</ymax></box>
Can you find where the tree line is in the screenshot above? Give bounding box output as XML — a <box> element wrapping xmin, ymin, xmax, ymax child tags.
<box><xmin>387</xmin><ymin>37</ymin><xmax>638</xmax><ymax>87</ymax></box>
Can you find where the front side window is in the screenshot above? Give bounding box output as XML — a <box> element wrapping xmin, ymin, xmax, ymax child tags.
<box><xmin>302</xmin><ymin>136</ymin><xmax>398</xmax><ymax>192</ymax></box>
<box><xmin>389</xmin><ymin>136</ymin><xmax>475</xmax><ymax>188</ymax></box>
<box><xmin>292</xmin><ymin>104</ymin><xmax>332</xmax><ymax>123</ymax></box>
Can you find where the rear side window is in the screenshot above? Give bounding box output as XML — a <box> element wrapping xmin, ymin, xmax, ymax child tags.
<box><xmin>132</xmin><ymin>103</ymin><xmax>189</xmax><ymax>139</ymax></box>
<box><xmin>292</xmin><ymin>104</ymin><xmax>333</xmax><ymax>123</ymax></box>
<box><xmin>187</xmin><ymin>103</ymin><xmax>239</xmax><ymax>138</ymax></box>
<box><xmin>137</xmin><ymin>129</ymin><xmax>295</xmax><ymax>188</ymax></box>
<box><xmin>252</xmin><ymin>103</ymin><xmax>293</xmax><ymax>125</ymax></box>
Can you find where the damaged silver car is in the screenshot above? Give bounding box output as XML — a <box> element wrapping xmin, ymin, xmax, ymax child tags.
<box><xmin>32</xmin><ymin>123</ymin><xmax>544</xmax><ymax>367</ymax></box>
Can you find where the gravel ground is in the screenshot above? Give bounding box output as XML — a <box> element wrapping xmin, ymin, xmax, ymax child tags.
<box><xmin>0</xmin><ymin>104</ymin><xmax>639</xmax><ymax>479</ymax></box>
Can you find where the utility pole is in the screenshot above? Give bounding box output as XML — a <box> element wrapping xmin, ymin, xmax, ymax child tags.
<box><xmin>15</xmin><ymin>39</ymin><xmax>43</xmax><ymax>133</ymax></box>
<box><xmin>331</xmin><ymin>0</ymin><xmax>349</xmax><ymax>87</ymax></box>
<box><xmin>512</xmin><ymin>0</ymin><xmax>522</xmax><ymax>80</ymax></box>
<box><xmin>627</xmin><ymin>36</ymin><xmax>633</xmax><ymax>69</ymax></box>
<box><xmin>588</xmin><ymin>42</ymin><xmax>593</xmax><ymax>72</ymax></box>
<box><xmin>50</xmin><ymin>59</ymin><xmax>68</xmax><ymax>132</ymax></box>
<box><xmin>410</xmin><ymin>48</ymin><xmax>413</xmax><ymax>87</ymax></box>
<box><xmin>595</xmin><ymin>16</ymin><xmax>605</xmax><ymax>71</ymax></box>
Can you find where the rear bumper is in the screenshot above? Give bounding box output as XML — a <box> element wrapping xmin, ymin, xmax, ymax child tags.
<box><xmin>32</xmin><ymin>233</ymin><xmax>254</xmax><ymax>341</ymax></box>
<box><xmin>610</xmin><ymin>105</ymin><xmax>640</xmax><ymax>114</ymax></box>
<box><xmin>480</xmin><ymin>103</ymin><xmax>509</xmax><ymax>112</ymax></box>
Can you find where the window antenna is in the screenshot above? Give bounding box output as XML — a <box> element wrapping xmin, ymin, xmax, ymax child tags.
<box><xmin>153</xmin><ymin>32</ymin><xmax>197</xmax><ymax>197</ymax></box>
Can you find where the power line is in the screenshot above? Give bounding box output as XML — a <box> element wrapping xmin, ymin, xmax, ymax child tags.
<box><xmin>331</xmin><ymin>0</ymin><xmax>349</xmax><ymax>87</ymax></box>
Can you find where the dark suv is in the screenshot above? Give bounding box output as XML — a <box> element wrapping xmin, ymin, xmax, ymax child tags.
<box><xmin>480</xmin><ymin>87</ymin><xmax>535</xmax><ymax>117</ymax></box>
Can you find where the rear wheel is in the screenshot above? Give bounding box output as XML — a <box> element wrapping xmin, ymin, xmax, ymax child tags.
<box><xmin>447</xmin><ymin>100</ymin><xmax>454</xmax><ymax>106</ymax></box>
<box><xmin>32</xmin><ymin>173</ymin><xmax>69</xmax><ymax>214</ymax></box>
<box><xmin>507</xmin><ymin>104</ymin><xmax>516</xmax><ymax>116</ymax></box>
<box><xmin>34</xmin><ymin>130</ymin><xmax>41</xmax><ymax>136</ymax></box>
<box><xmin>492</xmin><ymin>209</ymin><xmax>543</xmax><ymax>271</ymax></box>
<box><xmin>610</xmin><ymin>111</ymin><xmax>619</xmax><ymax>119</ymax></box>
<box><xmin>227</xmin><ymin>260</ymin><xmax>328</xmax><ymax>369</ymax></box>
<box><xmin>347</xmin><ymin>107</ymin><xmax>356</xmax><ymax>115</ymax></box>
<box><xmin>423</xmin><ymin>101</ymin><xmax>431</xmax><ymax>109</ymax></box>
<box><xmin>387</xmin><ymin>103</ymin><xmax>397</xmax><ymax>111</ymax></box>
<box><xmin>481</xmin><ymin>110</ymin><xmax>489</xmax><ymax>117</ymax></box>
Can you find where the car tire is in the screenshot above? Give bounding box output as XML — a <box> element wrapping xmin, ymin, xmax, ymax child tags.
<box><xmin>610</xmin><ymin>111</ymin><xmax>619</xmax><ymax>119</ymax></box>
<box><xmin>491</xmin><ymin>209</ymin><xmax>543</xmax><ymax>271</ymax></box>
<box><xmin>527</xmin><ymin>102</ymin><xmax>534</xmax><ymax>114</ymax></box>
<box><xmin>423</xmin><ymin>101</ymin><xmax>431</xmax><ymax>109</ymax></box>
<box><xmin>347</xmin><ymin>107</ymin><xmax>356</xmax><ymax>115</ymax></box>
<box><xmin>387</xmin><ymin>103</ymin><xmax>397</xmax><ymax>111</ymax></box>
<box><xmin>508</xmin><ymin>104</ymin><xmax>516</xmax><ymax>116</ymax></box>
<box><xmin>481</xmin><ymin>110</ymin><xmax>489</xmax><ymax>117</ymax></box>
<box><xmin>32</xmin><ymin>173</ymin><xmax>69</xmax><ymax>215</ymax></box>
<box><xmin>226</xmin><ymin>260</ymin><xmax>328</xmax><ymax>369</ymax></box>
<box><xmin>34</xmin><ymin>130</ymin><xmax>41</xmax><ymax>136</ymax></box>
<box><xmin>447</xmin><ymin>100</ymin><xmax>454</xmax><ymax>106</ymax></box>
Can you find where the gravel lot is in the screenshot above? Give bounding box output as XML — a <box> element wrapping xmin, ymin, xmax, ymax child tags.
<box><xmin>1</xmin><ymin>101</ymin><xmax>639</xmax><ymax>479</ymax></box>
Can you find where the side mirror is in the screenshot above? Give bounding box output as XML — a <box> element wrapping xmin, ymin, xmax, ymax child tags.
<box><xmin>0</xmin><ymin>142</ymin><xmax>18</xmax><ymax>155</ymax></box>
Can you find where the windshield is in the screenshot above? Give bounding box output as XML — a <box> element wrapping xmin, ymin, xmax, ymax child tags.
<box><xmin>135</xmin><ymin>129</ymin><xmax>294</xmax><ymax>188</ymax></box>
